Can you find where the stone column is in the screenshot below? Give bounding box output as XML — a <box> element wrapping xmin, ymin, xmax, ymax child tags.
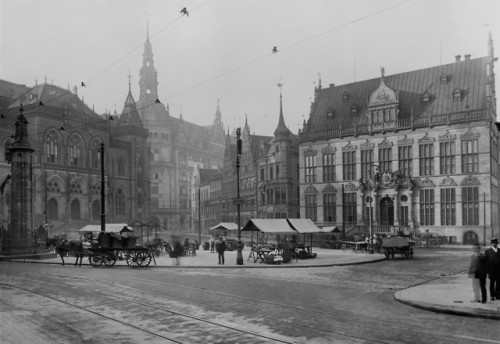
<box><xmin>393</xmin><ymin>192</ymin><xmax>399</xmax><ymax>226</ymax></box>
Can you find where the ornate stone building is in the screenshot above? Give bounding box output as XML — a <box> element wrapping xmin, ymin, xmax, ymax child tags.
<box><xmin>0</xmin><ymin>79</ymin><xmax>150</xmax><ymax>245</ymax></box>
<box><xmin>135</xmin><ymin>27</ymin><xmax>225</xmax><ymax>231</ymax></box>
<box><xmin>299</xmin><ymin>33</ymin><xmax>499</xmax><ymax>244</ymax></box>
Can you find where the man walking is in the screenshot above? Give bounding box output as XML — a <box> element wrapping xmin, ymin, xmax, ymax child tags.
<box><xmin>484</xmin><ymin>238</ymin><xmax>500</xmax><ymax>300</ymax></box>
<box><xmin>216</xmin><ymin>237</ymin><xmax>226</xmax><ymax>265</ymax></box>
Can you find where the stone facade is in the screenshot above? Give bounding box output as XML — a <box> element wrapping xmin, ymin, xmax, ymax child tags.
<box><xmin>298</xmin><ymin>34</ymin><xmax>499</xmax><ymax>245</ymax></box>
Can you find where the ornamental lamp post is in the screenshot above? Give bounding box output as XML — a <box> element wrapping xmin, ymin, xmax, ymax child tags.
<box><xmin>368</xmin><ymin>164</ymin><xmax>379</xmax><ymax>254</ymax></box>
<box><xmin>235</xmin><ymin>128</ymin><xmax>243</xmax><ymax>265</ymax></box>
<box><xmin>98</xmin><ymin>143</ymin><xmax>106</xmax><ymax>232</ymax></box>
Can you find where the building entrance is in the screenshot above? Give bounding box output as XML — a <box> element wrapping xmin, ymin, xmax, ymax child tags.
<box><xmin>380</xmin><ymin>196</ymin><xmax>394</xmax><ymax>226</ymax></box>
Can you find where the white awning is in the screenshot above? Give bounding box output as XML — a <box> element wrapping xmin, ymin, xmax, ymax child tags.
<box><xmin>242</xmin><ymin>219</ymin><xmax>296</xmax><ymax>234</ymax></box>
<box><xmin>209</xmin><ymin>222</ymin><xmax>239</xmax><ymax>230</ymax></box>
<box><xmin>78</xmin><ymin>224</ymin><xmax>132</xmax><ymax>233</ymax></box>
<box><xmin>321</xmin><ymin>226</ymin><xmax>340</xmax><ymax>233</ymax></box>
<box><xmin>287</xmin><ymin>218</ymin><xmax>322</xmax><ymax>234</ymax></box>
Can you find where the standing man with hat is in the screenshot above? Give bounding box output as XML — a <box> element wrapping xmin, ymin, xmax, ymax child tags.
<box><xmin>484</xmin><ymin>238</ymin><xmax>500</xmax><ymax>300</ymax></box>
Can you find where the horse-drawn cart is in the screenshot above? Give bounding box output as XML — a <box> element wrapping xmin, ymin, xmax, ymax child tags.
<box><xmin>381</xmin><ymin>236</ymin><xmax>415</xmax><ymax>259</ymax></box>
<box><xmin>80</xmin><ymin>225</ymin><xmax>156</xmax><ymax>268</ymax></box>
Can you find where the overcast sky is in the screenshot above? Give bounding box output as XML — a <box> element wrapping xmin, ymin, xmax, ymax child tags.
<box><xmin>1</xmin><ymin>0</ymin><xmax>499</xmax><ymax>136</ymax></box>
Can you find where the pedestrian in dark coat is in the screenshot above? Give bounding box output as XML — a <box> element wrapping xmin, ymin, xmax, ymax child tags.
<box><xmin>216</xmin><ymin>238</ymin><xmax>226</xmax><ymax>265</ymax></box>
<box><xmin>484</xmin><ymin>238</ymin><xmax>500</xmax><ymax>300</ymax></box>
<box><xmin>170</xmin><ymin>235</ymin><xmax>183</xmax><ymax>265</ymax></box>
<box><xmin>468</xmin><ymin>244</ymin><xmax>487</xmax><ymax>303</ymax></box>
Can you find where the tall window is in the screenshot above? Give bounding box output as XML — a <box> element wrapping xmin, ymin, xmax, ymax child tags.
<box><xmin>361</xmin><ymin>150</ymin><xmax>373</xmax><ymax>179</ymax></box>
<box><xmin>47</xmin><ymin>198</ymin><xmax>58</xmax><ymax>220</ymax></box>
<box><xmin>343</xmin><ymin>192</ymin><xmax>357</xmax><ymax>223</ymax></box>
<box><xmin>115</xmin><ymin>188</ymin><xmax>125</xmax><ymax>215</ymax></box>
<box><xmin>71</xmin><ymin>199</ymin><xmax>81</xmax><ymax>220</ymax></box>
<box><xmin>269</xmin><ymin>166</ymin><xmax>274</xmax><ymax>180</ymax></box>
<box><xmin>343</xmin><ymin>151</ymin><xmax>356</xmax><ymax>181</ymax></box>
<box><xmin>305</xmin><ymin>155</ymin><xmax>316</xmax><ymax>183</ymax></box>
<box><xmin>322</xmin><ymin>153</ymin><xmax>335</xmax><ymax>182</ymax></box>
<box><xmin>90</xmin><ymin>141</ymin><xmax>101</xmax><ymax>169</ymax></box>
<box><xmin>440</xmin><ymin>188</ymin><xmax>456</xmax><ymax>225</ymax></box>
<box><xmin>398</xmin><ymin>146</ymin><xmax>412</xmax><ymax>176</ymax></box>
<box><xmin>461</xmin><ymin>139</ymin><xmax>479</xmax><ymax>173</ymax></box>
<box><xmin>260</xmin><ymin>168</ymin><xmax>265</xmax><ymax>181</ymax></box>
<box><xmin>69</xmin><ymin>136</ymin><xmax>81</xmax><ymax>166</ymax></box>
<box><xmin>440</xmin><ymin>142</ymin><xmax>455</xmax><ymax>175</ymax></box>
<box><xmin>323</xmin><ymin>193</ymin><xmax>336</xmax><ymax>223</ymax></box>
<box><xmin>45</xmin><ymin>131</ymin><xmax>59</xmax><ymax>163</ymax></box>
<box><xmin>305</xmin><ymin>194</ymin><xmax>317</xmax><ymax>221</ymax></box>
<box><xmin>462</xmin><ymin>187</ymin><xmax>479</xmax><ymax>225</ymax></box>
<box><xmin>379</xmin><ymin>147</ymin><xmax>392</xmax><ymax>173</ymax></box>
<box><xmin>275</xmin><ymin>186</ymin><xmax>286</xmax><ymax>204</ymax></box>
<box><xmin>91</xmin><ymin>200</ymin><xmax>100</xmax><ymax>221</ymax></box>
<box><xmin>419</xmin><ymin>143</ymin><xmax>434</xmax><ymax>176</ymax></box>
<box><xmin>419</xmin><ymin>189</ymin><xmax>434</xmax><ymax>225</ymax></box>
<box><xmin>117</xmin><ymin>158</ymin><xmax>125</xmax><ymax>176</ymax></box>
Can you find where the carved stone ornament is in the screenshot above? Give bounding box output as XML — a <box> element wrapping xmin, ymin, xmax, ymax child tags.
<box><xmin>398</xmin><ymin>135</ymin><xmax>414</xmax><ymax>146</ymax></box>
<box><xmin>380</xmin><ymin>171</ymin><xmax>396</xmax><ymax>187</ymax></box>
<box><xmin>461</xmin><ymin>129</ymin><xmax>480</xmax><ymax>141</ymax></box>
<box><xmin>378</xmin><ymin>138</ymin><xmax>393</xmax><ymax>147</ymax></box>
<box><xmin>417</xmin><ymin>177</ymin><xmax>436</xmax><ymax>188</ymax></box>
<box><xmin>360</xmin><ymin>139</ymin><xmax>375</xmax><ymax>150</ymax></box>
<box><xmin>418</xmin><ymin>133</ymin><xmax>436</xmax><ymax>144</ymax></box>
<box><xmin>322</xmin><ymin>146</ymin><xmax>336</xmax><ymax>154</ymax></box>
<box><xmin>344</xmin><ymin>182</ymin><xmax>358</xmax><ymax>191</ymax></box>
<box><xmin>440</xmin><ymin>176</ymin><xmax>457</xmax><ymax>186</ymax></box>
<box><xmin>438</xmin><ymin>131</ymin><xmax>457</xmax><ymax>142</ymax></box>
<box><xmin>305</xmin><ymin>185</ymin><xmax>318</xmax><ymax>194</ymax></box>
<box><xmin>461</xmin><ymin>175</ymin><xmax>480</xmax><ymax>186</ymax></box>
<box><xmin>304</xmin><ymin>148</ymin><xmax>317</xmax><ymax>156</ymax></box>
<box><xmin>368</xmin><ymin>78</ymin><xmax>398</xmax><ymax>107</ymax></box>
<box><xmin>323</xmin><ymin>184</ymin><xmax>336</xmax><ymax>193</ymax></box>
<box><xmin>342</xmin><ymin>142</ymin><xmax>357</xmax><ymax>152</ymax></box>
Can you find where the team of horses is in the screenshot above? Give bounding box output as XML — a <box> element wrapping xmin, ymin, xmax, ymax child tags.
<box><xmin>46</xmin><ymin>237</ymin><xmax>85</xmax><ymax>266</ymax></box>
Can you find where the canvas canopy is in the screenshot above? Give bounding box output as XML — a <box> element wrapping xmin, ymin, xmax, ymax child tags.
<box><xmin>209</xmin><ymin>222</ymin><xmax>239</xmax><ymax>230</ymax></box>
<box><xmin>287</xmin><ymin>218</ymin><xmax>323</xmax><ymax>234</ymax></box>
<box><xmin>242</xmin><ymin>219</ymin><xmax>296</xmax><ymax>234</ymax></box>
<box><xmin>320</xmin><ymin>226</ymin><xmax>340</xmax><ymax>233</ymax></box>
<box><xmin>78</xmin><ymin>224</ymin><xmax>132</xmax><ymax>233</ymax></box>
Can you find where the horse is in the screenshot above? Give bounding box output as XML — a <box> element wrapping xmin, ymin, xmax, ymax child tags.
<box><xmin>51</xmin><ymin>238</ymin><xmax>85</xmax><ymax>266</ymax></box>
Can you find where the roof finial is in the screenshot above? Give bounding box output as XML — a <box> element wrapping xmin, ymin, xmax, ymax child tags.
<box><xmin>145</xmin><ymin>11</ymin><xmax>149</xmax><ymax>40</ymax></box>
<box><xmin>380</xmin><ymin>66</ymin><xmax>385</xmax><ymax>79</ymax></box>
<box><xmin>128</xmin><ymin>69</ymin><xmax>132</xmax><ymax>93</ymax></box>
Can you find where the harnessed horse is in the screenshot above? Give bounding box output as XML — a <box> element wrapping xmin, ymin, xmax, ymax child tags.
<box><xmin>48</xmin><ymin>238</ymin><xmax>85</xmax><ymax>266</ymax></box>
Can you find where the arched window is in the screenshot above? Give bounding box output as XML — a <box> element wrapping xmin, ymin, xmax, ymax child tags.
<box><xmin>90</xmin><ymin>141</ymin><xmax>101</xmax><ymax>169</ymax></box>
<box><xmin>45</xmin><ymin>131</ymin><xmax>59</xmax><ymax>163</ymax></box>
<box><xmin>71</xmin><ymin>199</ymin><xmax>81</xmax><ymax>220</ymax></box>
<box><xmin>91</xmin><ymin>200</ymin><xmax>100</xmax><ymax>221</ymax></box>
<box><xmin>115</xmin><ymin>188</ymin><xmax>125</xmax><ymax>215</ymax></box>
<box><xmin>117</xmin><ymin>158</ymin><xmax>125</xmax><ymax>176</ymax></box>
<box><xmin>69</xmin><ymin>136</ymin><xmax>82</xmax><ymax>166</ymax></box>
<box><xmin>47</xmin><ymin>198</ymin><xmax>58</xmax><ymax>220</ymax></box>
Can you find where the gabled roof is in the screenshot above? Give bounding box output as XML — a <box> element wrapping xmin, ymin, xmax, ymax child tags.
<box><xmin>302</xmin><ymin>56</ymin><xmax>490</xmax><ymax>137</ymax></box>
<box><xmin>119</xmin><ymin>90</ymin><xmax>144</xmax><ymax>129</ymax></box>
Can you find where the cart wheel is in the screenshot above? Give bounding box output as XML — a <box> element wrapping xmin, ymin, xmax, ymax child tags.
<box><xmin>89</xmin><ymin>253</ymin><xmax>103</xmax><ymax>267</ymax></box>
<box><xmin>341</xmin><ymin>244</ymin><xmax>347</xmax><ymax>251</ymax></box>
<box><xmin>126</xmin><ymin>252</ymin><xmax>140</xmax><ymax>267</ymax></box>
<box><xmin>138</xmin><ymin>251</ymin><xmax>152</xmax><ymax>267</ymax></box>
<box><xmin>103</xmin><ymin>253</ymin><xmax>117</xmax><ymax>266</ymax></box>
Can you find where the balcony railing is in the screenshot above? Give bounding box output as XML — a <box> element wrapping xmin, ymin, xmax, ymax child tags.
<box><xmin>300</xmin><ymin>110</ymin><xmax>489</xmax><ymax>142</ymax></box>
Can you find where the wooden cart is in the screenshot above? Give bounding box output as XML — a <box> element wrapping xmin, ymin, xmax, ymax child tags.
<box><xmin>381</xmin><ymin>236</ymin><xmax>415</xmax><ymax>259</ymax></box>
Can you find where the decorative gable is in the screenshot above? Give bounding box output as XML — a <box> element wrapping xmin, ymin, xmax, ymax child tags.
<box><xmin>398</xmin><ymin>135</ymin><xmax>414</xmax><ymax>146</ymax></box>
<box><xmin>461</xmin><ymin>175</ymin><xmax>480</xmax><ymax>186</ymax></box>
<box><xmin>367</xmin><ymin>75</ymin><xmax>399</xmax><ymax>125</ymax></box>
<box><xmin>378</xmin><ymin>138</ymin><xmax>393</xmax><ymax>147</ymax></box>
<box><xmin>360</xmin><ymin>139</ymin><xmax>375</xmax><ymax>150</ymax></box>
<box><xmin>418</xmin><ymin>177</ymin><xmax>436</xmax><ymax>188</ymax></box>
<box><xmin>342</xmin><ymin>142</ymin><xmax>357</xmax><ymax>152</ymax></box>
<box><xmin>440</xmin><ymin>176</ymin><xmax>457</xmax><ymax>186</ymax></box>
<box><xmin>439</xmin><ymin>131</ymin><xmax>457</xmax><ymax>142</ymax></box>
<box><xmin>461</xmin><ymin>129</ymin><xmax>480</xmax><ymax>140</ymax></box>
<box><xmin>322</xmin><ymin>184</ymin><xmax>336</xmax><ymax>193</ymax></box>
<box><xmin>305</xmin><ymin>185</ymin><xmax>318</xmax><ymax>193</ymax></box>
<box><xmin>418</xmin><ymin>133</ymin><xmax>436</xmax><ymax>144</ymax></box>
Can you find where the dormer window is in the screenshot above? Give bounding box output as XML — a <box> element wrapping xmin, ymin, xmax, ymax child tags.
<box><xmin>342</xmin><ymin>91</ymin><xmax>349</xmax><ymax>102</ymax></box>
<box><xmin>440</xmin><ymin>73</ymin><xmax>448</xmax><ymax>85</ymax></box>
<box><xmin>422</xmin><ymin>93</ymin><xmax>430</xmax><ymax>103</ymax></box>
<box><xmin>351</xmin><ymin>104</ymin><xmax>358</xmax><ymax>114</ymax></box>
<box><xmin>327</xmin><ymin>107</ymin><xmax>334</xmax><ymax>119</ymax></box>
<box><xmin>453</xmin><ymin>88</ymin><xmax>462</xmax><ymax>101</ymax></box>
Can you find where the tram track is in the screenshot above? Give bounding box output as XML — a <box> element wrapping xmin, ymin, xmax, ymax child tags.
<box><xmin>3</xmin><ymin>269</ymin><xmax>499</xmax><ymax>344</ymax></box>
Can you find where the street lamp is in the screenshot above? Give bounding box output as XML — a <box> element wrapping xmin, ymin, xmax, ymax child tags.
<box><xmin>235</xmin><ymin>128</ymin><xmax>243</xmax><ymax>265</ymax></box>
<box><xmin>98</xmin><ymin>143</ymin><xmax>106</xmax><ymax>232</ymax></box>
<box><xmin>368</xmin><ymin>165</ymin><xmax>379</xmax><ymax>254</ymax></box>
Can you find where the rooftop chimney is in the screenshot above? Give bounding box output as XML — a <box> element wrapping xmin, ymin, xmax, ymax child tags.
<box><xmin>464</xmin><ymin>54</ymin><xmax>471</xmax><ymax>61</ymax></box>
<box><xmin>455</xmin><ymin>55</ymin><xmax>461</xmax><ymax>62</ymax></box>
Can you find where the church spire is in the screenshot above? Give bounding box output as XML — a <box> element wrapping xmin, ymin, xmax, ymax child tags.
<box><xmin>139</xmin><ymin>19</ymin><xmax>159</xmax><ymax>101</ymax></box>
<box><xmin>274</xmin><ymin>81</ymin><xmax>291</xmax><ymax>139</ymax></box>
<box><xmin>212</xmin><ymin>99</ymin><xmax>223</xmax><ymax>130</ymax></box>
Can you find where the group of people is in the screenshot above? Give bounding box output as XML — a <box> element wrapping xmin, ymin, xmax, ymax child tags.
<box><xmin>468</xmin><ymin>238</ymin><xmax>500</xmax><ymax>303</ymax></box>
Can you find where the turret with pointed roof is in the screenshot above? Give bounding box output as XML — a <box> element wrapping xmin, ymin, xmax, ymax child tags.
<box><xmin>273</xmin><ymin>86</ymin><xmax>292</xmax><ymax>140</ymax></box>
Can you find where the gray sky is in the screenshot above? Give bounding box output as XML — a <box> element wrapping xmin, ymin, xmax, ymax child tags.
<box><xmin>1</xmin><ymin>0</ymin><xmax>499</xmax><ymax>136</ymax></box>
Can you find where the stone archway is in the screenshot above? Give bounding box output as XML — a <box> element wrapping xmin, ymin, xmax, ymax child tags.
<box><xmin>379</xmin><ymin>196</ymin><xmax>394</xmax><ymax>226</ymax></box>
<box><xmin>463</xmin><ymin>230</ymin><xmax>478</xmax><ymax>245</ymax></box>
